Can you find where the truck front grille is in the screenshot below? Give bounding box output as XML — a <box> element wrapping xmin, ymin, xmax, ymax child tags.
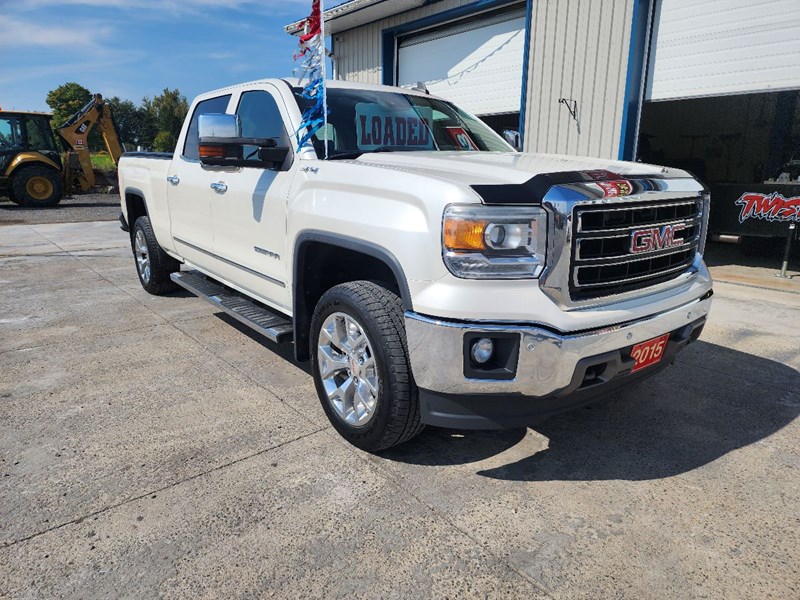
<box><xmin>570</xmin><ymin>198</ymin><xmax>703</xmax><ymax>300</ymax></box>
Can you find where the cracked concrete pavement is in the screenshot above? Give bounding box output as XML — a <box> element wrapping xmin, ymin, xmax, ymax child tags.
<box><xmin>1</xmin><ymin>221</ymin><xmax>798</xmax><ymax>598</ymax></box>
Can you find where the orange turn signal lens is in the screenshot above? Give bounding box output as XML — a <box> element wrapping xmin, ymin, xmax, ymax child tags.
<box><xmin>444</xmin><ymin>219</ymin><xmax>487</xmax><ymax>251</ymax></box>
<box><xmin>199</xmin><ymin>144</ymin><xmax>225</xmax><ymax>159</ymax></box>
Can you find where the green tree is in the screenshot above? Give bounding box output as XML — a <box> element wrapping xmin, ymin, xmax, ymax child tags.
<box><xmin>152</xmin><ymin>130</ymin><xmax>177</xmax><ymax>152</ymax></box>
<box><xmin>106</xmin><ymin>96</ymin><xmax>142</xmax><ymax>147</ymax></box>
<box><xmin>137</xmin><ymin>97</ymin><xmax>158</xmax><ymax>150</ymax></box>
<box><xmin>148</xmin><ymin>88</ymin><xmax>188</xmax><ymax>150</ymax></box>
<box><xmin>46</xmin><ymin>82</ymin><xmax>105</xmax><ymax>151</ymax></box>
<box><xmin>45</xmin><ymin>82</ymin><xmax>91</xmax><ymax>128</ymax></box>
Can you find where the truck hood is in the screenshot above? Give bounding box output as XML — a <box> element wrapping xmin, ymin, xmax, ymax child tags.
<box><xmin>348</xmin><ymin>151</ymin><xmax>690</xmax><ymax>188</ymax></box>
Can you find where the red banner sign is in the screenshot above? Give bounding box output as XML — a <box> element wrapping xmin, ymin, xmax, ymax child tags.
<box><xmin>736</xmin><ymin>192</ymin><xmax>800</xmax><ymax>223</ymax></box>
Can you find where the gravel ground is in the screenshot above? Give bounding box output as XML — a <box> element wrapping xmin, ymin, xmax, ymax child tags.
<box><xmin>0</xmin><ymin>193</ymin><xmax>119</xmax><ymax>226</ymax></box>
<box><xmin>1</xmin><ymin>221</ymin><xmax>799</xmax><ymax>599</ymax></box>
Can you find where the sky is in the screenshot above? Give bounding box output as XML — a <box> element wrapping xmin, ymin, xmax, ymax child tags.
<box><xmin>0</xmin><ymin>0</ymin><xmax>347</xmax><ymax>112</ymax></box>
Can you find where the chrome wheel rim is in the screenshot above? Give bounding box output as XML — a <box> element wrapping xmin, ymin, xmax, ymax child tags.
<box><xmin>134</xmin><ymin>229</ymin><xmax>151</xmax><ymax>284</ymax></box>
<box><xmin>317</xmin><ymin>312</ymin><xmax>379</xmax><ymax>427</ymax></box>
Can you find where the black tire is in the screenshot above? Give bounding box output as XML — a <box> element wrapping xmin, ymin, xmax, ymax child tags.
<box><xmin>11</xmin><ymin>165</ymin><xmax>63</xmax><ymax>207</ymax></box>
<box><xmin>310</xmin><ymin>281</ymin><xmax>424</xmax><ymax>451</ymax></box>
<box><xmin>132</xmin><ymin>216</ymin><xmax>180</xmax><ymax>295</ymax></box>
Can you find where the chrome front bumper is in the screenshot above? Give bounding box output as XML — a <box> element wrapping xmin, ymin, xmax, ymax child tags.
<box><xmin>405</xmin><ymin>292</ymin><xmax>713</xmax><ymax>398</ymax></box>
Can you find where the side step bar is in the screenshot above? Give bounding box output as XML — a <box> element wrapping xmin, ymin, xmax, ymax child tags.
<box><xmin>171</xmin><ymin>271</ymin><xmax>293</xmax><ymax>343</ymax></box>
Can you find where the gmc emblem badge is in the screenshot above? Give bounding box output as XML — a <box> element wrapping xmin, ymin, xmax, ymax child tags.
<box><xmin>630</xmin><ymin>223</ymin><xmax>686</xmax><ymax>254</ymax></box>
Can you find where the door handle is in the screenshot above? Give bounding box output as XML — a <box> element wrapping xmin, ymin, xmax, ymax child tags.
<box><xmin>167</xmin><ymin>175</ymin><xmax>180</xmax><ymax>185</ymax></box>
<box><xmin>210</xmin><ymin>182</ymin><xmax>228</xmax><ymax>194</ymax></box>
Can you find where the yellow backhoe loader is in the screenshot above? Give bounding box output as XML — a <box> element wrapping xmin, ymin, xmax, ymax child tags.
<box><xmin>58</xmin><ymin>93</ymin><xmax>124</xmax><ymax>196</ymax></box>
<box><xmin>0</xmin><ymin>94</ymin><xmax>124</xmax><ymax>207</ymax></box>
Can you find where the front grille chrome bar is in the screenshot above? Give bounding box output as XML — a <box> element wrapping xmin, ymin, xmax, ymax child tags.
<box><xmin>571</xmin><ymin>198</ymin><xmax>703</xmax><ymax>300</ymax></box>
<box><xmin>576</xmin><ymin>235</ymin><xmax>700</xmax><ymax>262</ymax></box>
<box><xmin>538</xmin><ymin>177</ymin><xmax>710</xmax><ymax>310</ymax></box>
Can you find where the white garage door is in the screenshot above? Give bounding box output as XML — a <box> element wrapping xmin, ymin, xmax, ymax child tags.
<box><xmin>397</xmin><ymin>9</ymin><xmax>526</xmax><ymax>115</ymax></box>
<box><xmin>647</xmin><ymin>0</ymin><xmax>800</xmax><ymax>101</ymax></box>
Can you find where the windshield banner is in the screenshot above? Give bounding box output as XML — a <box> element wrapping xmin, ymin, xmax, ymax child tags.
<box><xmin>355</xmin><ymin>103</ymin><xmax>434</xmax><ymax>151</ymax></box>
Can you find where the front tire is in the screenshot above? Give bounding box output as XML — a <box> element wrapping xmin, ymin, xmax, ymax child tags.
<box><xmin>132</xmin><ymin>216</ymin><xmax>179</xmax><ymax>295</ymax></box>
<box><xmin>310</xmin><ymin>281</ymin><xmax>423</xmax><ymax>451</ymax></box>
<box><xmin>11</xmin><ymin>166</ymin><xmax>63</xmax><ymax>207</ymax></box>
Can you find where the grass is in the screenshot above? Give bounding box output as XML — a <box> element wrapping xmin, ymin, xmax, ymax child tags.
<box><xmin>90</xmin><ymin>152</ymin><xmax>116</xmax><ymax>172</ymax></box>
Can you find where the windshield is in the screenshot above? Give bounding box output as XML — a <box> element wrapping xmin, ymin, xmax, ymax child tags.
<box><xmin>293</xmin><ymin>87</ymin><xmax>512</xmax><ymax>159</ymax></box>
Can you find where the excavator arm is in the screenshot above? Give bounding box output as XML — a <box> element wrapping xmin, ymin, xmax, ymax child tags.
<box><xmin>57</xmin><ymin>94</ymin><xmax>124</xmax><ymax>193</ymax></box>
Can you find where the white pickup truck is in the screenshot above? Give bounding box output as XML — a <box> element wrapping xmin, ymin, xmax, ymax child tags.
<box><xmin>119</xmin><ymin>78</ymin><xmax>713</xmax><ymax>451</ymax></box>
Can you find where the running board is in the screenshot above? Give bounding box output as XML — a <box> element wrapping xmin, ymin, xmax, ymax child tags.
<box><xmin>171</xmin><ymin>271</ymin><xmax>293</xmax><ymax>344</ymax></box>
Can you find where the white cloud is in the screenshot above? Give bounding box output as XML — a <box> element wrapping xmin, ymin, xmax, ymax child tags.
<box><xmin>17</xmin><ymin>0</ymin><xmax>313</xmax><ymax>12</ymax></box>
<box><xmin>0</xmin><ymin>16</ymin><xmax>114</xmax><ymax>48</ymax></box>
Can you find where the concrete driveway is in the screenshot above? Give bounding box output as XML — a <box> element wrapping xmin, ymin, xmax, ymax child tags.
<box><xmin>1</xmin><ymin>221</ymin><xmax>798</xmax><ymax>599</ymax></box>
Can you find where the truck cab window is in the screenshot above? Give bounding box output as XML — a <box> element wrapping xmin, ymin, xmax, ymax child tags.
<box><xmin>25</xmin><ymin>117</ymin><xmax>57</xmax><ymax>152</ymax></box>
<box><xmin>0</xmin><ymin>117</ymin><xmax>23</xmax><ymax>150</ymax></box>
<box><xmin>183</xmin><ymin>94</ymin><xmax>231</xmax><ymax>160</ymax></box>
<box><xmin>236</xmin><ymin>91</ymin><xmax>291</xmax><ymax>161</ymax></box>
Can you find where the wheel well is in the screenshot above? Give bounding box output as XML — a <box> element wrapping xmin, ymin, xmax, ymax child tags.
<box><xmin>125</xmin><ymin>192</ymin><xmax>147</xmax><ymax>240</ymax></box>
<box><xmin>293</xmin><ymin>239</ymin><xmax>410</xmax><ymax>362</ymax></box>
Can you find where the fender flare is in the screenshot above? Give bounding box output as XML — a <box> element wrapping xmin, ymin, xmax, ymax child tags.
<box><xmin>123</xmin><ymin>186</ymin><xmax>149</xmax><ymax>216</ymax></box>
<box><xmin>4</xmin><ymin>152</ymin><xmax>61</xmax><ymax>177</ymax></box>
<box><xmin>292</xmin><ymin>230</ymin><xmax>414</xmax><ymax>361</ymax></box>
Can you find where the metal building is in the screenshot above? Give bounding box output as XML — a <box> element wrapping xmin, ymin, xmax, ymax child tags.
<box><xmin>287</xmin><ymin>0</ymin><xmax>800</xmax><ymax>154</ymax></box>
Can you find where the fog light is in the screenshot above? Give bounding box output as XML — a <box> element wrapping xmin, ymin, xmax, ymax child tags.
<box><xmin>471</xmin><ymin>338</ymin><xmax>494</xmax><ymax>364</ymax></box>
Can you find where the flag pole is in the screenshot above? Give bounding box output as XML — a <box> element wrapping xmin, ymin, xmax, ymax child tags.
<box><xmin>320</xmin><ymin>0</ymin><xmax>328</xmax><ymax>160</ymax></box>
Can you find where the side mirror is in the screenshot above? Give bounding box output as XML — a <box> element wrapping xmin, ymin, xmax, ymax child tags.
<box><xmin>199</xmin><ymin>113</ymin><xmax>240</xmax><ymax>139</ymax></box>
<box><xmin>198</xmin><ymin>113</ymin><xmax>290</xmax><ymax>169</ymax></box>
<box><xmin>502</xmin><ymin>129</ymin><xmax>522</xmax><ymax>151</ymax></box>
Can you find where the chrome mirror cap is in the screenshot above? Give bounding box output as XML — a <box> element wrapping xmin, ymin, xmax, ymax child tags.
<box><xmin>198</xmin><ymin>113</ymin><xmax>240</xmax><ymax>139</ymax></box>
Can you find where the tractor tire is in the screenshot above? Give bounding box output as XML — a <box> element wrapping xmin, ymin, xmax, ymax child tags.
<box><xmin>11</xmin><ymin>165</ymin><xmax>64</xmax><ymax>207</ymax></box>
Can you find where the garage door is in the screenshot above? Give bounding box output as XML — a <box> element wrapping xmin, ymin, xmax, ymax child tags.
<box><xmin>647</xmin><ymin>0</ymin><xmax>800</xmax><ymax>101</ymax></box>
<box><xmin>397</xmin><ymin>9</ymin><xmax>526</xmax><ymax>116</ymax></box>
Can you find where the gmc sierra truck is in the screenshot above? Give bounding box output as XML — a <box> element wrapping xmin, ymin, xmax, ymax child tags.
<box><xmin>118</xmin><ymin>79</ymin><xmax>713</xmax><ymax>451</ymax></box>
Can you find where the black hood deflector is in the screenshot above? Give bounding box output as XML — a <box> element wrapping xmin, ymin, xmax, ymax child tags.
<box><xmin>470</xmin><ymin>170</ymin><xmax>685</xmax><ymax>205</ymax></box>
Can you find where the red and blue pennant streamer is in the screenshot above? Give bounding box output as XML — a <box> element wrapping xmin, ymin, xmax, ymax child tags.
<box><xmin>294</xmin><ymin>0</ymin><xmax>329</xmax><ymax>158</ymax></box>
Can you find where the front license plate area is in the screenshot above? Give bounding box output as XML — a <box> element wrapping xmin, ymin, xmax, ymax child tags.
<box><xmin>630</xmin><ymin>333</ymin><xmax>670</xmax><ymax>373</ymax></box>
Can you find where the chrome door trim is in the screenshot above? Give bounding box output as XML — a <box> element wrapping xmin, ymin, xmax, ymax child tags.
<box><xmin>174</xmin><ymin>236</ymin><xmax>285</xmax><ymax>288</ymax></box>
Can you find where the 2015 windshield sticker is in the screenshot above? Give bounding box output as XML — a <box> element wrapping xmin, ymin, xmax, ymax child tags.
<box><xmin>355</xmin><ymin>103</ymin><xmax>434</xmax><ymax>151</ymax></box>
<box><xmin>736</xmin><ymin>192</ymin><xmax>800</xmax><ymax>223</ymax></box>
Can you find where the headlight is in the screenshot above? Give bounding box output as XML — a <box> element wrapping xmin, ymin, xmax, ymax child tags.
<box><xmin>442</xmin><ymin>205</ymin><xmax>547</xmax><ymax>279</ymax></box>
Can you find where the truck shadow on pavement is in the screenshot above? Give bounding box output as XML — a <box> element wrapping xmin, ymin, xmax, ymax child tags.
<box><xmin>381</xmin><ymin>341</ymin><xmax>800</xmax><ymax>481</ymax></box>
<box><xmin>216</xmin><ymin>313</ymin><xmax>312</xmax><ymax>375</ymax></box>
<box><xmin>1</xmin><ymin>203</ymin><xmax>120</xmax><ymax>210</ymax></box>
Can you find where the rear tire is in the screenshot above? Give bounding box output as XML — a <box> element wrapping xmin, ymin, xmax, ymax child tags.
<box><xmin>132</xmin><ymin>216</ymin><xmax>179</xmax><ymax>295</ymax></box>
<box><xmin>11</xmin><ymin>166</ymin><xmax>63</xmax><ymax>207</ymax></box>
<box><xmin>310</xmin><ymin>281</ymin><xmax>424</xmax><ymax>451</ymax></box>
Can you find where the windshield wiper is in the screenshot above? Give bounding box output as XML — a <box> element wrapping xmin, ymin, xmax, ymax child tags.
<box><xmin>327</xmin><ymin>147</ymin><xmax>399</xmax><ymax>161</ymax></box>
<box><xmin>327</xmin><ymin>151</ymin><xmax>364</xmax><ymax>160</ymax></box>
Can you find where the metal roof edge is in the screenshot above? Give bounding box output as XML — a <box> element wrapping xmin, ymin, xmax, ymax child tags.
<box><xmin>284</xmin><ymin>0</ymin><xmax>430</xmax><ymax>36</ymax></box>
